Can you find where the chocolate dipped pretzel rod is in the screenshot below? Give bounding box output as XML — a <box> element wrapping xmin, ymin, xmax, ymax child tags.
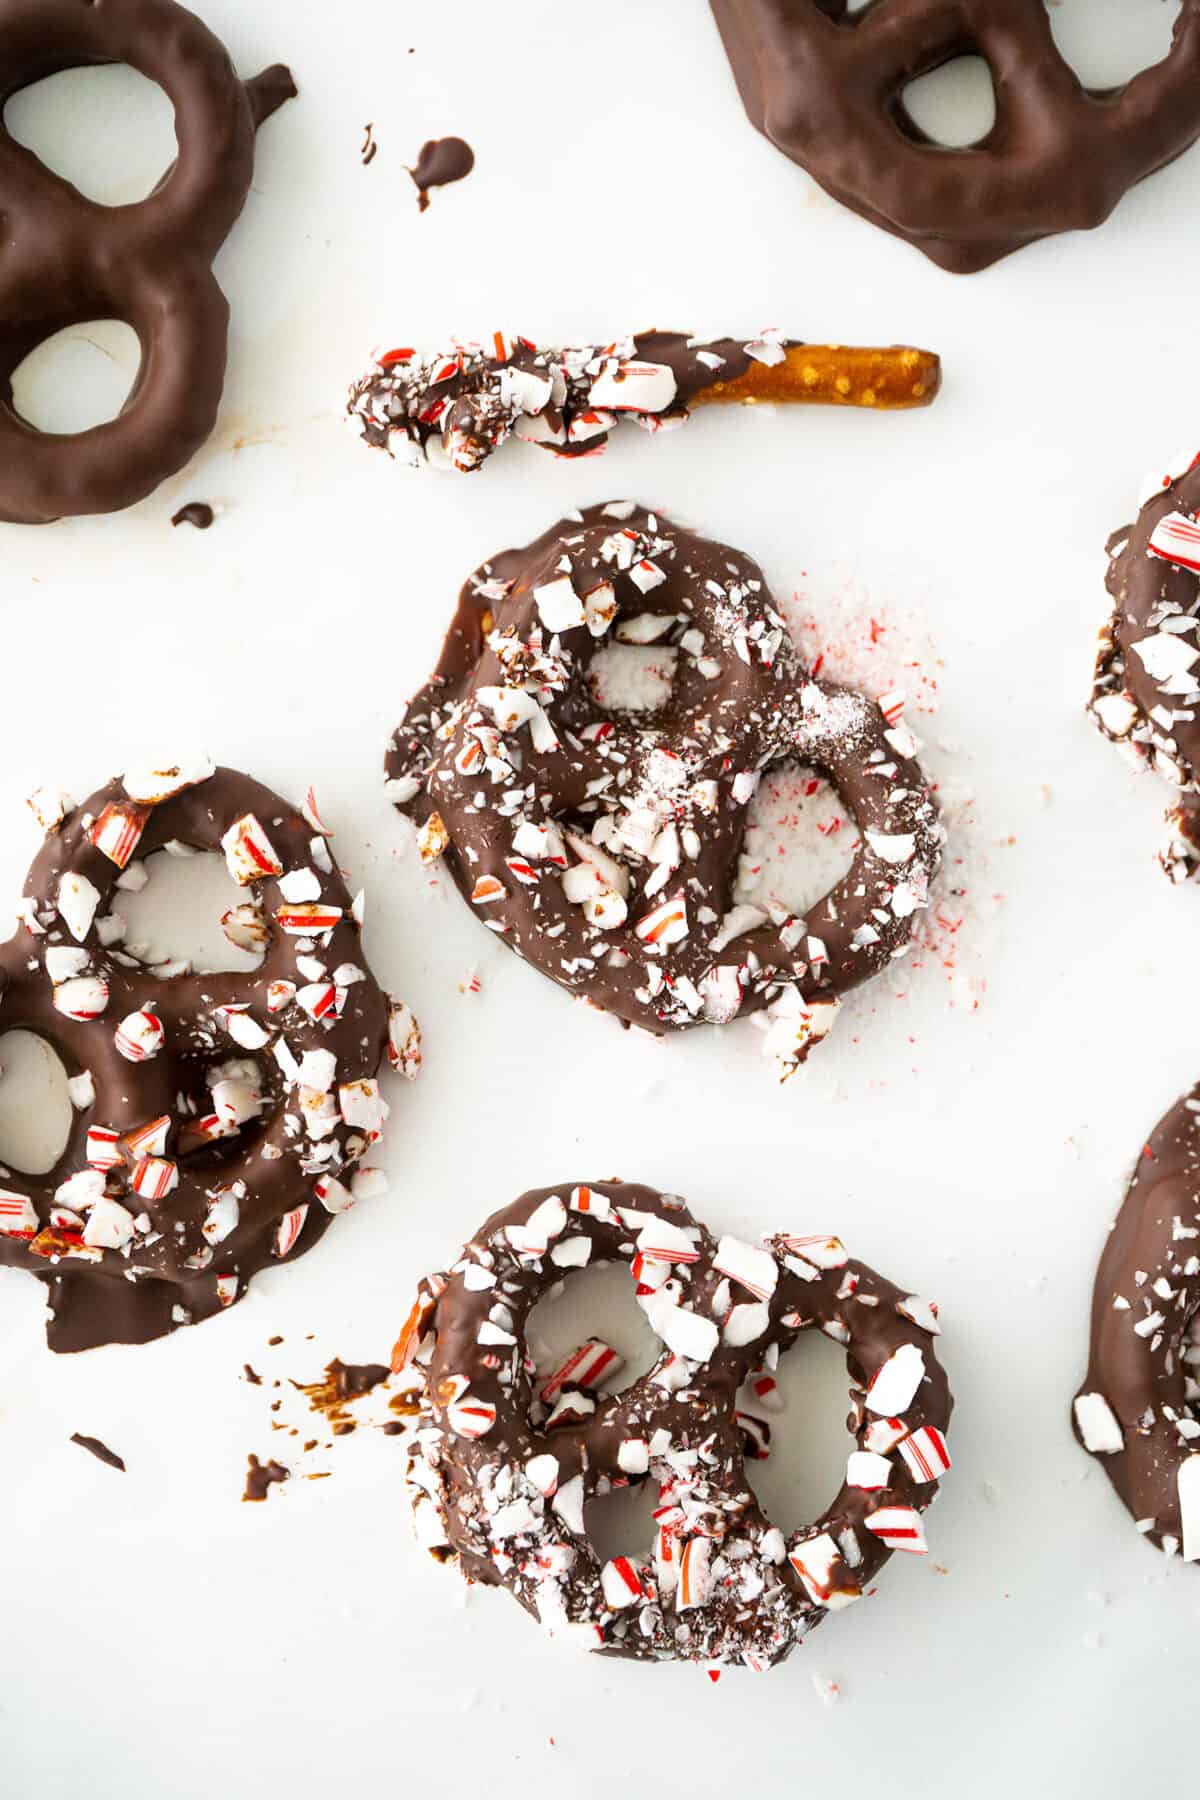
<box><xmin>0</xmin><ymin>760</ymin><xmax>420</xmax><ymax>1352</ymax></box>
<box><xmin>399</xmin><ymin>1180</ymin><xmax>953</xmax><ymax>1669</ymax></box>
<box><xmin>1073</xmin><ymin>1088</ymin><xmax>1200</xmax><ymax>1564</ymax></box>
<box><xmin>348</xmin><ymin>329</ymin><xmax>941</xmax><ymax>473</ymax></box>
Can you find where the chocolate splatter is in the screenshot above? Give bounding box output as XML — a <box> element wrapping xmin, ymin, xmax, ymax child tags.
<box><xmin>171</xmin><ymin>502</ymin><xmax>214</xmax><ymax>530</ymax></box>
<box><xmin>243</xmin><ymin>1364</ymin><xmax>262</xmax><ymax>1386</ymax></box>
<box><xmin>362</xmin><ymin>122</ymin><xmax>378</xmax><ymax>166</ymax></box>
<box><xmin>70</xmin><ymin>1433</ymin><xmax>125</xmax><ymax>1472</ymax></box>
<box><xmin>291</xmin><ymin>1357</ymin><xmax>392</xmax><ymax>1436</ymax></box>
<box><xmin>243</xmin><ymin>1454</ymin><xmax>290</xmax><ymax>1502</ymax></box>
<box><xmin>410</xmin><ymin>136</ymin><xmax>474</xmax><ymax>212</ymax></box>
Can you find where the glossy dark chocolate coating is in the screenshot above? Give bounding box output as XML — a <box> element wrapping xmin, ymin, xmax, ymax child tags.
<box><xmin>0</xmin><ymin>0</ymin><xmax>294</xmax><ymax>523</ymax></box>
<box><xmin>404</xmin><ymin>1180</ymin><xmax>953</xmax><ymax>1666</ymax></box>
<box><xmin>0</xmin><ymin>766</ymin><xmax>388</xmax><ymax>1352</ymax></box>
<box><xmin>710</xmin><ymin>0</ymin><xmax>1200</xmax><ymax>273</ymax></box>
<box><xmin>387</xmin><ymin>503</ymin><xmax>942</xmax><ymax>1058</ymax></box>
<box><xmin>1092</xmin><ymin>452</ymin><xmax>1200</xmax><ymax>881</ymax></box>
<box><xmin>1074</xmin><ymin>1090</ymin><xmax>1200</xmax><ymax>1560</ymax></box>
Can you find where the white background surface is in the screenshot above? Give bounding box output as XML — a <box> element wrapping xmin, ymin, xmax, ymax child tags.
<box><xmin>1</xmin><ymin>2</ymin><xmax>1198</xmax><ymax>1794</ymax></box>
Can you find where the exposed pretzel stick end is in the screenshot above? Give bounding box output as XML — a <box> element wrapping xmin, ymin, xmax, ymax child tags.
<box><xmin>690</xmin><ymin>343</ymin><xmax>941</xmax><ymax>412</ymax></box>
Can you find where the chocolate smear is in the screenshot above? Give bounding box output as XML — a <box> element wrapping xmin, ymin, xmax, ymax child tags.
<box><xmin>70</xmin><ymin>1433</ymin><xmax>126</xmax><ymax>1472</ymax></box>
<box><xmin>291</xmin><ymin>1356</ymin><xmax>392</xmax><ymax>1436</ymax></box>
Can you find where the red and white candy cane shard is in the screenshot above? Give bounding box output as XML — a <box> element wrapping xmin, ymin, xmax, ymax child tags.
<box><xmin>1148</xmin><ymin>509</ymin><xmax>1200</xmax><ymax>573</ymax></box>
<box><xmin>737</xmin><ymin>1411</ymin><xmax>772</xmax><ymax>1460</ymax></box>
<box><xmin>600</xmin><ymin>1556</ymin><xmax>645</xmax><ymax>1609</ymax></box>
<box><xmin>53</xmin><ymin>977</ymin><xmax>110</xmax><ymax>1021</ymax></box>
<box><xmin>570</xmin><ymin>1185</ymin><xmax>612</xmax><ymax>1219</ymax></box>
<box><xmin>746</xmin><ymin>1369</ymin><xmax>784</xmax><ymax>1413</ymax></box>
<box><xmin>471</xmin><ymin>875</ymin><xmax>506</xmax><ymax>905</ymax></box>
<box><xmin>788</xmin><ymin>1533</ymin><xmax>860</xmax><ymax>1610</ymax></box>
<box><xmin>123</xmin><ymin>1115</ymin><xmax>171</xmax><ymax>1160</ymax></box>
<box><xmin>877</xmin><ymin>690</ymin><xmax>906</xmax><ymax>726</ymax></box>
<box><xmin>276</xmin><ymin>903</ymin><xmax>343</xmax><ymax>936</ymax></box>
<box><xmin>863</xmin><ymin>1505</ymin><xmax>928</xmax><ymax>1554</ymax></box>
<box><xmin>635</xmin><ymin>1217</ymin><xmax>701</xmax><ymax>1265</ymax></box>
<box><xmin>446</xmin><ymin>1394</ymin><xmax>497</xmax><ymax>1439</ymax></box>
<box><xmin>897</xmin><ymin>1294</ymin><xmax>941</xmax><ymax>1335</ymax></box>
<box><xmin>85</xmin><ymin>1126</ymin><xmax>123</xmax><ymax>1170</ymax></box>
<box><xmin>114</xmin><ymin>1008</ymin><xmax>164</xmax><ymax>1063</ymax></box>
<box><xmin>865</xmin><ymin>1343</ymin><xmax>926</xmax><ymax>1416</ymax></box>
<box><xmin>303</xmin><ymin>787</ymin><xmax>332</xmax><ymax>836</ymax></box>
<box><xmin>386</xmin><ymin>998</ymin><xmax>422</xmax><ymax>1081</ymax></box>
<box><xmin>298</xmin><ymin>981</ymin><xmax>337</xmax><ymax>1021</ymax></box>
<box><xmin>215</xmin><ymin>1273</ymin><xmax>238</xmax><ymax>1306</ymax></box>
<box><xmin>274</xmin><ymin>1204</ymin><xmax>308</xmax><ymax>1259</ymax></box>
<box><xmin>780</xmin><ymin>1234</ymin><xmax>848</xmax><ymax>1270</ymax></box>
<box><xmin>635</xmin><ymin>895</ymin><xmax>689</xmax><ymax>947</ymax></box>
<box><xmin>677</xmin><ymin>1536</ymin><xmax>713</xmax><ymax>1611</ymax></box>
<box><xmin>130</xmin><ymin>1156</ymin><xmax>179</xmax><ymax>1202</ymax></box>
<box><xmin>864</xmin><ymin>1416</ymin><xmax>909</xmax><ymax>1456</ymax></box>
<box><xmin>846</xmin><ymin>1450</ymin><xmax>894</xmax><ymax>1490</ymax></box>
<box><xmin>539</xmin><ymin>1337</ymin><xmax>624</xmax><ymax>1404</ymax></box>
<box><xmin>588</xmin><ymin>360</ymin><xmax>678</xmax><ymax>414</ymax></box>
<box><xmin>89</xmin><ymin>800</ymin><xmax>149</xmax><ymax>870</ymax></box>
<box><xmin>715</xmin><ymin>1234</ymin><xmax>778</xmax><ymax>1301</ymax></box>
<box><xmin>897</xmin><ymin>1426</ymin><xmax>951</xmax><ymax>1484</ymax></box>
<box><xmin>0</xmin><ymin>1191</ymin><xmax>37</xmax><ymax>1235</ymax></box>
<box><xmin>222</xmin><ymin>813</ymin><xmax>284</xmax><ymax>885</ymax></box>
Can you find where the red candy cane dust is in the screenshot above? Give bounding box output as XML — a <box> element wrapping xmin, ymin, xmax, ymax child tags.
<box><xmin>776</xmin><ymin>579</ymin><xmax>989</xmax><ymax>1032</ymax></box>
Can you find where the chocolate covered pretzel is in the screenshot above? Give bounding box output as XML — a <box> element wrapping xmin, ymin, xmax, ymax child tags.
<box><xmin>399</xmin><ymin>1180</ymin><xmax>953</xmax><ymax>1669</ymax></box>
<box><xmin>0</xmin><ymin>761</ymin><xmax>420</xmax><ymax>1352</ymax></box>
<box><xmin>1091</xmin><ymin>449</ymin><xmax>1200</xmax><ymax>883</ymax></box>
<box><xmin>710</xmin><ymin>0</ymin><xmax>1200</xmax><ymax>273</ymax></box>
<box><xmin>386</xmin><ymin>503</ymin><xmax>943</xmax><ymax>1076</ymax></box>
<box><xmin>0</xmin><ymin>0</ymin><xmax>295</xmax><ymax>524</ymax></box>
<box><xmin>1073</xmin><ymin>1090</ymin><xmax>1200</xmax><ymax>1564</ymax></box>
<box><xmin>349</xmin><ymin>329</ymin><xmax>941</xmax><ymax>473</ymax></box>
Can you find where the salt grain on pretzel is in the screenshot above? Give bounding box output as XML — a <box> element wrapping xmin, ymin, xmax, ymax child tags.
<box><xmin>387</xmin><ymin>503</ymin><xmax>942</xmax><ymax>1076</ymax></box>
<box><xmin>0</xmin><ymin>762</ymin><xmax>414</xmax><ymax>1352</ymax></box>
<box><xmin>349</xmin><ymin>331</ymin><xmax>940</xmax><ymax>474</ymax></box>
<box><xmin>397</xmin><ymin>1179</ymin><xmax>952</xmax><ymax>1668</ymax></box>
<box><xmin>1074</xmin><ymin>1085</ymin><xmax>1200</xmax><ymax>1562</ymax></box>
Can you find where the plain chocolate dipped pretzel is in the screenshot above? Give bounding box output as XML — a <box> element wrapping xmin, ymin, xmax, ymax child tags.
<box><xmin>0</xmin><ymin>760</ymin><xmax>420</xmax><ymax>1352</ymax></box>
<box><xmin>349</xmin><ymin>329</ymin><xmax>941</xmax><ymax>472</ymax></box>
<box><xmin>710</xmin><ymin>0</ymin><xmax>1200</xmax><ymax>273</ymax></box>
<box><xmin>1091</xmin><ymin>448</ymin><xmax>1200</xmax><ymax>883</ymax></box>
<box><xmin>399</xmin><ymin>1180</ymin><xmax>953</xmax><ymax>1669</ymax></box>
<box><xmin>1073</xmin><ymin>1090</ymin><xmax>1200</xmax><ymax>1563</ymax></box>
<box><xmin>0</xmin><ymin>0</ymin><xmax>295</xmax><ymax>524</ymax></box>
<box><xmin>386</xmin><ymin>502</ymin><xmax>943</xmax><ymax>1076</ymax></box>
